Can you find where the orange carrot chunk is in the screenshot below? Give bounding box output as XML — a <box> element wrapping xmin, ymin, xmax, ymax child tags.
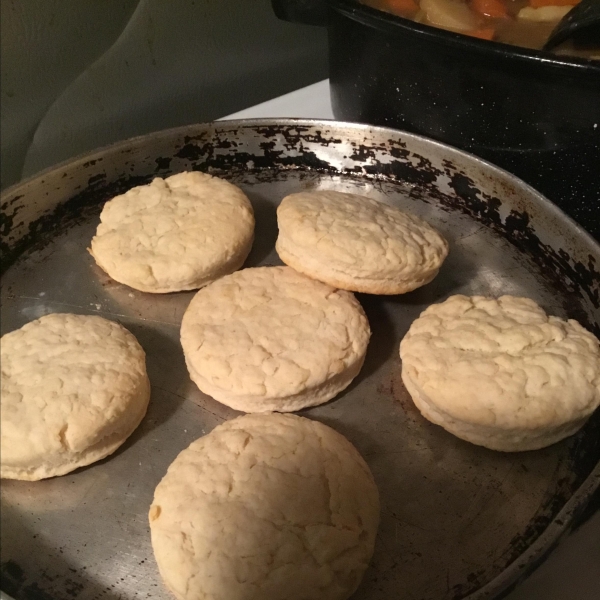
<box><xmin>384</xmin><ymin>0</ymin><xmax>420</xmax><ymax>14</ymax></box>
<box><xmin>471</xmin><ymin>0</ymin><xmax>508</xmax><ymax>18</ymax></box>
<box><xmin>529</xmin><ymin>0</ymin><xmax>579</xmax><ymax>7</ymax></box>
<box><xmin>465</xmin><ymin>27</ymin><xmax>496</xmax><ymax>40</ymax></box>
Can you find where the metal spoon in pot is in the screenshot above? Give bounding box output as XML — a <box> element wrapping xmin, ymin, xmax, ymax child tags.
<box><xmin>543</xmin><ymin>0</ymin><xmax>600</xmax><ymax>51</ymax></box>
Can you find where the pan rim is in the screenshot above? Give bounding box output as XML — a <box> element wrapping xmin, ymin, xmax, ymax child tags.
<box><xmin>2</xmin><ymin>118</ymin><xmax>598</xmax><ymax>253</ymax></box>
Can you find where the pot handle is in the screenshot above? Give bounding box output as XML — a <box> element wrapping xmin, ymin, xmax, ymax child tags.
<box><xmin>271</xmin><ymin>0</ymin><xmax>329</xmax><ymax>26</ymax></box>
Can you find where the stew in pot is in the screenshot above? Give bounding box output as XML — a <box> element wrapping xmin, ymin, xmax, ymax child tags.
<box><xmin>361</xmin><ymin>0</ymin><xmax>599</xmax><ymax>59</ymax></box>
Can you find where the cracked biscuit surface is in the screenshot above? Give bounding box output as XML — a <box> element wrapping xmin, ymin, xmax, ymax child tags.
<box><xmin>149</xmin><ymin>413</ymin><xmax>380</xmax><ymax>600</ymax></box>
<box><xmin>399</xmin><ymin>295</ymin><xmax>600</xmax><ymax>451</ymax></box>
<box><xmin>90</xmin><ymin>171</ymin><xmax>255</xmax><ymax>293</ymax></box>
<box><xmin>276</xmin><ymin>191</ymin><xmax>448</xmax><ymax>294</ymax></box>
<box><xmin>1</xmin><ymin>313</ymin><xmax>150</xmax><ymax>480</ymax></box>
<box><xmin>180</xmin><ymin>266</ymin><xmax>371</xmax><ymax>412</ymax></box>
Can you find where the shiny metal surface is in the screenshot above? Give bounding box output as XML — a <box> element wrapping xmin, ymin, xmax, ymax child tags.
<box><xmin>1</xmin><ymin>120</ymin><xmax>599</xmax><ymax>600</ymax></box>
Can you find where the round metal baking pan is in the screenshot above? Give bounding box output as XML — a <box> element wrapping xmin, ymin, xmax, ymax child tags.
<box><xmin>1</xmin><ymin>119</ymin><xmax>599</xmax><ymax>600</ymax></box>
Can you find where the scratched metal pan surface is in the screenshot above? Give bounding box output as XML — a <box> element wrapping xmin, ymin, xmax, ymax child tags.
<box><xmin>1</xmin><ymin>120</ymin><xmax>599</xmax><ymax>600</ymax></box>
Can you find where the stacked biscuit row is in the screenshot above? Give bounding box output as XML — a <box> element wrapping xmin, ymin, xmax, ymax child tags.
<box><xmin>2</xmin><ymin>172</ymin><xmax>599</xmax><ymax>600</ymax></box>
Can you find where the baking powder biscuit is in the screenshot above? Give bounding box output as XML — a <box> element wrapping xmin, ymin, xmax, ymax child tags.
<box><xmin>180</xmin><ymin>266</ymin><xmax>371</xmax><ymax>412</ymax></box>
<box><xmin>1</xmin><ymin>313</ymin><xmax>151</xmax><ymax>480</ymax></box>
<box><xmin>90</xmin><ymin>172</ymin><xmax>255</xmax><ymax>293</ymax></box>
<box><xmin>149</xmin><ymin>413</ymin><xmax>380</xmax><ymax>600</ymax></box>
<box><xmin>399</xmin><ymin>295</ymin><xmax>600</xmax><ymax>451</ymax></box>
<box><xmin>276</xmin><ymin>191</ymin><xmax>448</xmax><ymax>294</ymax></box>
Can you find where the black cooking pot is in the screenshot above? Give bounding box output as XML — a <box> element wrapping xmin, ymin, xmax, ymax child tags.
<box><xmin>273</xmin><ymin>0</ymin><xmax>600</xmax><ymax>236</ymax></box>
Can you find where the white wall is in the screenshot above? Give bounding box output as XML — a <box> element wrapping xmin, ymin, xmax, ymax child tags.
<box><xmin>1</xmin><ymin>0</ymin><xmax>328</xmax><ymax>189</ymax></box>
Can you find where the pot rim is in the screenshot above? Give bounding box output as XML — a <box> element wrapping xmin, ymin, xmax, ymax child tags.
<box><xmin>330</xmin><ymin>0</ymin><xmax>600</xmax><ymax>72</ymax></box>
